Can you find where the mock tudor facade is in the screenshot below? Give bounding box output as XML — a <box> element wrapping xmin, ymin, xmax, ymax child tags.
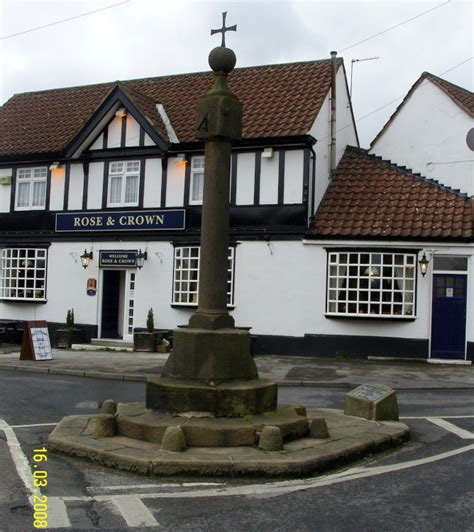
<box><xmin>0</xmin><ymin>61</ymin><xmax>472</xmax><ymax>361</ymax></box>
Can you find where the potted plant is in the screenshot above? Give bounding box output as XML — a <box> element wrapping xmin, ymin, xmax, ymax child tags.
<box><xmin>133</xmin><ymin>308</ymin><xmax>157</xmax><ymax>352</ymax></box>
<box><xmin>55</xmin><ymin>308</ymin><xmax>84</xmax><ymax>348</ymax></box>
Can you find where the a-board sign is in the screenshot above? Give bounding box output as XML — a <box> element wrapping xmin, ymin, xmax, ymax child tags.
<box><xmin>20</xmin><ymin>321</ymin><xmax>53</xmax><ymax>361</ymax></box>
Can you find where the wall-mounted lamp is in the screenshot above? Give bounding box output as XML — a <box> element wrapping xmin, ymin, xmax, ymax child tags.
<box><xmin>136</xmin><ymin>249</ymin><xmax>148</xmax><ymax>270</ymax></box>
<box><xmin>49</xmin><ymin>162</ymin><xmax>61</xmax><ymax>171</ymax></box>
<box><xmin>262</xmin><ymin>147</ymin><xmax>274</xmax><ymax>159</ymax></box>
<box><xmin>175</xmin><ymin>154</ymin><xmax>189</xmax><ymax>167</ymax></box>
<box><xmin>80</xmin><ymin>249</ymin><xmax>93</xmax><ymax>269</ymax></box>
<box><xmin>419</xmin><ymin>253</ymin><xmax>429</xmax><ymax>277</ymax></box>
<box><xmin>115</xmin><ymin>107</ymin><xmax>127</xmax><ymax>118</ymax></box>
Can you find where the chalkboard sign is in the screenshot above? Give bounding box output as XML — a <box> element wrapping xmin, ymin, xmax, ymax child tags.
<box><xmin>20</xmin><ymin>321</ymin><xmax>53</xmax><ymax>361</ymax></box>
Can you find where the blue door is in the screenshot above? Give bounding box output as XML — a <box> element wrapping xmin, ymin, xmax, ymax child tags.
<box><xmin>431</xmin><ymin>274</ymin><xmax>467</xmax><ymax>359</ymax></box>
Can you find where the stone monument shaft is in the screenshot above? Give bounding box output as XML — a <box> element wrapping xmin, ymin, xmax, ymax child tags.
<box><xmin>188</xmin><ymin>32</ymin><xmax>243</xmax><ymax>331</ymax></box>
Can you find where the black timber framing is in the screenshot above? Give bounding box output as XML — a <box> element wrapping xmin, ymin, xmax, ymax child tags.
<box><xmin>183</xmin><ymin>160</ymin><xmax>191</xmax><ymax>207</ymax></box>
<box><xmin>253</xmin><ymin>150</ymin><xmax>262</xmax><ymax>205</ymax></box>
<box><xmin>278</xmin><ymin>150</ymin><xmax>285</xmax><ymax>205</ymax></box>
<box><xmin>82</xmin><ymin>161</ymin><xmax>89</xmax><ymax>210</ymax></box>
<box><xmin>63</xmin><ymin>163</ymin><xmax>71</xmax><ymax>211</ymax></box>
<box><xmin>120</xmin><ymin>115</ymin><xmax>127</xmax><ymax>148</ymax></box>
<box><xmin>9</xmin><ymin>168</ymin><xmax>16</xmax><ymax>212</ymax></box>
<box><xmin>101</xmin><ymin>161</ymin><xmax>110</xmax><ymax>209</ymax></box>
<box><xmin>160</xmin><ymin>156</ymin><xmax>168</xmax><ymax>208</ymax></box>
<box><xmin>138</xmin><ymin>157</ymin><xmax>146</xmax><ymax>208</ymax></box>
<box><xmin>45</xmin><ymin>167</ymin><xmax>52</xmax><ymax>211</ymax></box>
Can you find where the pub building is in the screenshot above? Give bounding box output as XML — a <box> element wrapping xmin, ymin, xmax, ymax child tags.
<box><xmin>0</xmin><ymin>53</ymin><xmax>472</xmax><ymax>362</ymax></box>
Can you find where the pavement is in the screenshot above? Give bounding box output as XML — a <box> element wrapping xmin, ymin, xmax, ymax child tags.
<box><xmin>0</xmin><ymin>344</ymin><xmax>473</xmax><ymax>389</ymax></box>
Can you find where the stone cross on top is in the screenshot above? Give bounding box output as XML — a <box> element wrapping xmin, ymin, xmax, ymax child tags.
<box><xmin>211</xmin><ymin>11</ymin><xmax>237</xmax><ymax>48</ymax></box>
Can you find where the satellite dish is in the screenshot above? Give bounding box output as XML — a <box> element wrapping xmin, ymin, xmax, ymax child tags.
<box><xmin>466</xmin><ymin>128</ymin><xmax>474</xmax><ymax>151</ymax></box>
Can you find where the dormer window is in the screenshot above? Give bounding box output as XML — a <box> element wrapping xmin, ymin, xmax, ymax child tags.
<box><xmin>190</xmin><ymin>156</ymin><xmax>204</xmax><ymax>205</ymax></box>
<box><xmin>15</xmin><ymin>167</ymin><xmax>47</xmax><ymax>210</ymax></box>
<box><xmin>108</xmin><ymin>161</ymin><xmax>140</xmax><ymax>207</ymax></box>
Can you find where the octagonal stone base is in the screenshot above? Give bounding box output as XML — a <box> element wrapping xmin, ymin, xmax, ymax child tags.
<box><xmin>48</xmin><ymin>408</ymin><xmax>410</xmax><ymax>477</ymax></box>
<box><xmin>147</xmin><ymin>376</ymin><xmax>277</xmax><ymax>417</ymax></box>
<box><xmin>116</xmin><ymin>402</ymin><xmax>308</xmax><ymax>447</ymax></box>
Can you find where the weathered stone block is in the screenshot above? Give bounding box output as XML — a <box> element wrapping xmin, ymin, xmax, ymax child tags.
<box><xmin>258</xmin><ymin>426</ymin><xmax>283</xmax><ymax>451</ymax></box>
<box><xmin>161</xmin><ymin>426</ymin><xmax>186</xmax><ymax>452</ymax></box>
<box><xmin>162</xmin><ymin>328</ymin><xmax>258</xmax><ymax>382</ymax></box>
<box><xmin>95</xmin><ymin>414</ymin><xmax>117</xmax><ymax>438</ymax></box>
<box><xmin>344</xmin><ymin>384</ymin><xmax>399</xmax><ymax>421</ymax></box>
<box><xmin>100</xmin><ymin>399</ymin><xmax>117</xmax><ymax>415</ymax></box>
<box><xmin>310</xmin><ymin>417</ymin><xmax>330</xmax><ymax>439</ymax></box>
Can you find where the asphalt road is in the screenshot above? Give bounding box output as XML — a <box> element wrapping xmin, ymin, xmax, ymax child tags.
<box><xmin>0</xmin><ymin>370</ymin><xmax>473</xmax><ymax>531</ymax></box>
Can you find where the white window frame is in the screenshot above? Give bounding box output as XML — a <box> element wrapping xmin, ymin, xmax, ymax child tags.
<box><xmin>326</xmin><ymin>251</ymin><xmax>417</xmax><ymax>318</ymax></box>
<box><xmin>172</xmin><ymin>246</ymin><xmax>235</xmax><ymax>306</ymax></box>
<box><xmin>0</xmin><ymin>248</ymin><xmax>48</xmax><ymax>301</ymax></box>
<box><xmin>189</xmin><ymin>156</ymin><xmax>204</xmax><ymax>205</ymax></box>
<box><xmin>107</xmin><ymin>161</ymin><xmax>140</xmax><ymax>207</ymax></box>
<box><xmin>15</xmin><ymin>167</ymin><xmax>47</xmax><ymax>210</ymax></box>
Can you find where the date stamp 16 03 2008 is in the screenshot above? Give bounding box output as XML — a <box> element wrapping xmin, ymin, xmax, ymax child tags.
<box><xmin>32</xmin><ymin>447</ymin><xmax>48</xmax><ymax>528</ymax></box>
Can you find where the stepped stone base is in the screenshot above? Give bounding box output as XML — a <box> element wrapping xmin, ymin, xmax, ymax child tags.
<box><xmin>115</xmin><ymin>402</ymin><xmax>308</xmax><ymax>447</ymax></box>
<box><xmin>147</xmin><ymin>376</ymin><xmax>278</xmax><ymax>417</ymax></box>
<box><xmin>48</xmin><ymin>408</ymin><xmax>410</xmax><ymax>477</ymax></box>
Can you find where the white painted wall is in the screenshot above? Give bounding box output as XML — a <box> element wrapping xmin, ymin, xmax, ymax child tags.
<box><xmin>87</xmin><ymin>162</ymin><xmax>104</xmax><ymax>209</ymax></box>
<box><xmin>371</xmin><ymin>79</ymin><xmax>474</xmax><ymax>195</ymax></box>
<box><xmin>107</xmin><ymin>116</ymin><xmax>122</xmax><ymax>149</ymax></box>
<box><xmin>1</xmin><ymin>240</ymin><xmax>471</xmax><ymax>357</ymax></box>
<box><xmin>144</xmin><ymin>133</ymin><xmax>155</xmax><ymax>146</ymax></box>
<box><xmin>283</xmin><ymin>150</ymin><xmax>304</xmax><ymax>203</ymax></box>
<box><xmin>259</xmin><ymin>151</ymin><xmax>279</xmax><ymax>204</ymax></box>
<box><xmin>309</xmin><ymin>66</ymin><xmax>358</xmax><ymax>214</ymax></box>
<box><xmin>68</xmin><ymin>164</ymin><xmax>84</xmax><ymax>210</ymax></box>
<box><xmin>0</xmin><ymin>168</ymin><xmax>12</xmax><ymax>213</ymax></box>
<box><xmin>89</xmin><ymin>133</ymin><xmax>103</xmax><ymax>150</ymax></box>
<box><xmin>49</xmin><ymin>168</ymin><xmax>65</xmax><ymax>211</ymax></box>
<box><xmin>143</xmin><ymin>158</ymin><xmax>162</xmax><ymax>208</ymax></box>
<box><xmin>236</xmin><ymin>152</ymin><xmax>255</xmax><ymax>205</ymax></box>
<box><xmin>165</xmin><ymin>157</ymin><xmax>185</xmax><ymax>207</ymax></box>
<box><xmin>125</xmin><ymin>115</ymin><xmax>140</xmax><ymax>147</ymax></box>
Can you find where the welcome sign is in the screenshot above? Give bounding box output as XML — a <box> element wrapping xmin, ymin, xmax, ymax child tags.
<box><xmin>55</xmin><ymin>209</ymin><xmax>185</xmax><ymax>232</ymax></box>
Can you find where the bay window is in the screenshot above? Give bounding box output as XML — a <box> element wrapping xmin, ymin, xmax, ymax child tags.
<box><xmin>326</xmin><ymin>251</ymin><xmax>416</xmax><ymax>318</ymax></box>
<box><xmin>0</xmin><ymin>248</ymin><xmax>47</xmax><ymax>301</ymax></box>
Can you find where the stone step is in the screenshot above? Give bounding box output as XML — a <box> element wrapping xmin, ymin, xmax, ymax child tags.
<box><xmin>91</xmin><ymin>338</ymin><xmax>134</xmax><ymax>348</ymax></box>
<box><xmin>71</xmin><ymin>342</ymin><xmax>133</xmax><ymax>352</ymax></box>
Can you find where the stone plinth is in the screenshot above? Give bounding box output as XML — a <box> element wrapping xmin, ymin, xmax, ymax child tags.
<box><xmin>146</xmin><ymin>376</ymin><xmax>277</xmax><ymax>417</ymax></box>
<box><xmin>162</xmin><ymin>328</ymin><xmax>258</xmax><ymax>382</ymax></box>
<box><xmin>344</xmin><ymin>383</ymin><xmax>399</xmax><ymax>421</ymax></box>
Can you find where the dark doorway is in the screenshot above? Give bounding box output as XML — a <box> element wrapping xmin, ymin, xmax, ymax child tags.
<box><xmin>431</xmin><ymin>274</ymin><xmax>467</xmax><ymax>359</ymax></box>
<box><xmin>101</xmin><ymin>270</ymin><xmax>122</xmax><ymax>339</ymax></box>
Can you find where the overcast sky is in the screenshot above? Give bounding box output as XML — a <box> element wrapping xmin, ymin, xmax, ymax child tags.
<box><xmin>0</xmin><ymin>0</ymin><xmax>472</xmax><ymax>147</ymax></box>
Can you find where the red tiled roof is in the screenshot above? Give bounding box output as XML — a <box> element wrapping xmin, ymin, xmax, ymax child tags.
<box><xmin>314</xmin><ymin>147</ymin><xmax>473</xmax><ymax>241</ymax></box>
<box><xmin>0</xmin><ymin>59</ymin><xmax>339</xmax><ymax>158</ymax></box>
<box><xmin>371</xmin><ymin>72</ymin><xmax>473</xmax><ymax>147</ymax></box>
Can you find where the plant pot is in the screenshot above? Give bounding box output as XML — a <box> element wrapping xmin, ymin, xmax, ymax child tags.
<box><xmin>55</xmin><ymin>328</ymin><xmax>84</xmax><ymax>349</ymax></box>
<box><xmin>134</xmin><ymin>331</ymin><xmax>156</xmax><ymax>352</ymax></box>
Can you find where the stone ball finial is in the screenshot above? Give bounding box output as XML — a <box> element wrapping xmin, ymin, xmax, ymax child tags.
<box><xmin>209</xmin><ymin>46</ymin><xmax>236</xmax><ymax>74</ymax></box>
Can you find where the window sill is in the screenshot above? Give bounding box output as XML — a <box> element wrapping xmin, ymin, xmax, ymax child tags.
<box><xmin>15</xmin><ymin>206</ymin><xmax>46</xmax><ymax>211</ymax></box>
<box><xmin>325</xmin><ymin>313</ymin><xmax>416</xmax><ymax>322</ymax></box>
<box><xmin>171</xmin><ymin>304</ymin><xmax>236</xmax><ymax>310</ymax></box>
<box><xmin>0</xmin><ymin>298</ymin><xmax>47</xmax><ymax>304</ymax></box>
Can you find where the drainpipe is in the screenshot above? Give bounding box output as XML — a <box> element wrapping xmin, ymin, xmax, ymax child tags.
<box><xmin>329</xmin><ymin>50</ymin><xmax>337</xmax><ymax>176</ymax></box>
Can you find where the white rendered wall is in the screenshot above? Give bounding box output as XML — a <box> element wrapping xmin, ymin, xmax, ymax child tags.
<box><xmin>89</xmin><ymin>133</ymin><xmax>103</xmax><ymax>150</ymax></box>
<box><xmin>283</xmin><ymin>150</ymin><xmax>304</xmax><ymax>203</ymax></box>
<box><xmin>144</xmin><ymin>133</ymin><xmax>155</xmax><ymax>146</ymax></box>
<box><xmin>107</xmin><ymin>116</ymin><xmax>122</xmax><ymax>148</ymax></box>
<box><xmin>1</xmin><ymin>240</ymin><xmax>471</xmax><ymax>353</ymax></box>
<box><xmin>125</xmin><ymin>115</ymin><xmax>140</xmax><ymax>147</ymax></box>
<box><xmin>143</xmin><ymin>158</ymin><xmax>162</xmax><ymax>208</ymax></box>
<box><xmin>87</xmin><ymin>162</ymin><xmax>104</xmax><ymax>209</ymax></box>
<box><xmin>49</xmin><ymin>168</ymin><xmax>65</xmax><ymax>211</ymax></box>
<box><xmin>309</xmin><ymin>66</ymin><xmax>358</xmax><ymax>214</ymax></box>
<box><xmin>236</xmin><ymin>152</ymin><xmax>255</xmax><ymax>205</ymax></box>
<box><xmin>259</xmin><ymin>152</ymin><xmax>279</xmax><ymax>204</ymax></box>
<box><xmin>68</xmin><ymin>164</ymin><xmax>84</xmax><ymax>210</ymax></box>
<box><xmin>371</xmin><ymin>80</ymin><xmax>474</xmax><ymax>195</ymax></box>
<box><xmin>0</xmin><ymin>168</ymin><xmax>12</xmax><ymax>212</ymax></box>
<box><xmin>165</xmin><ymin>157</ymin><xmax>185</xmax><ymax>207</ymax></box>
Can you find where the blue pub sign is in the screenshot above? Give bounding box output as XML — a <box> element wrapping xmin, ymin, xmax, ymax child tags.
<box><xmin>55</xmin><ymin>209</ymin><xmax>186</xmax><ymax>232</ymax></box>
